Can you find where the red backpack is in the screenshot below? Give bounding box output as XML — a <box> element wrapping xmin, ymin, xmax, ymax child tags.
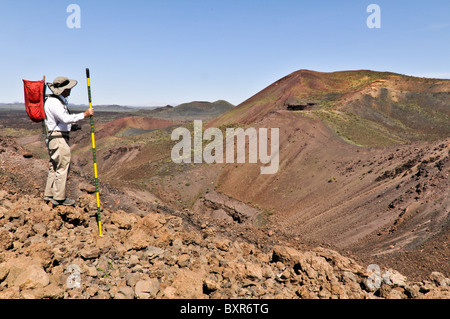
<box><xmin>23</xmin><ymin>76</ymin><xmax>46</xmax><ymax>123</ymax></box>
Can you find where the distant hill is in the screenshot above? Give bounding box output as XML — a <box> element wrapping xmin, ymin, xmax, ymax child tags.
<box><xmin>0</xmin><ymin>103</ymin><xmax>25</xmax><ymax>111</ymax></box>
<box><xmin>210</xmin><ymin>69</ymin><xmax>450</xmax><ymax>146</ymax></box>
<box><xmin>0</xmin><ymin>101</ymin><xmax>235</xmax><ymax>120</ymax></box>
<box><xmin>141</xmin><ymin>100</ymin><xmax>234</xmax><ymax>121</ymax></box>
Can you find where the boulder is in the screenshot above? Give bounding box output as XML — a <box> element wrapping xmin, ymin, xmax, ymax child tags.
<box><xmin>110</xmin><ymin>210</ymin><xmax>138</xmax><ymax>230</ymax></box>
<box><xmin>144</xmin><ymin>246</ymin><xmax>165</xmax><ymax>261</ymax></box>
<box><xmin>115</xmin><ymin>286</ymin><xmax>135</xmax><ymax>299</ymax></box>
<box><xmin>80</xmin><ymin>246</ymin><xmax>101</xmax><ymax>260</ymax></box>
<box><xmin>124</xmin><ymin>229</ymin><xmax>154</xmax><ymax>251</ymax></box>
<box><xmin>177</xmin><ymin>254</ymin><xmax>191</xmax><ymax>268</ymax></box>
<box><xmin>385</xmin><ymin>269</ymin><xmax>407</xmax><ymax>287</ymax></box>
<box><xmin>271</xmin><ymin>245</ymin><xmax>302</xmax><ymax>264</ymax></box>
<box><xmin>430</xmin><ymin>272</ymin><xmax>450</xmax><ymax>287</ymax></box>
<box><xmin>169</xmin><ymin>267</ymin><xmax>207</xmax><ymax>299</ymax></box>
<box><xmin>14</xmin><ymin>264</ymin><xmax>50</xmax><ymax>290</ymax></box>
<box><xmin>244</xmin><ymin>263</ymin><xmax>263</xmax><ymax>280</ymax></box>
<box><xmin>0</xmin><ymin>228</ymin><xmax>13</xmax><ymax>250</ymax></box>
<box><xmin>20</xmin><ymin>283</ymin><xmax>64</xmax><ymax>299</ymax></box>
<box><xmin>134</xmin><ymin>278</ymin><xmax>160</xmax><ymax>299</ymax></box>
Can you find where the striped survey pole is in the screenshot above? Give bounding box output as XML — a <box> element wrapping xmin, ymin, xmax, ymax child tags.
<box><xmin>86</xmin><ymin>68</ymin><xmax>103</xmax><ymax>236</ymax></box>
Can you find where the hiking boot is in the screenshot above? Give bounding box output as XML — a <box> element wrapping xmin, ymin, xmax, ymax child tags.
<box><xmin>44</xmin><ymin>196</ymin><xmax>53</xmax><ymax>203</ymax></box>
<box><xmin>51</xmin><ymin>198</ymin><xmax>76</xmax><ymax>207</ymax></box>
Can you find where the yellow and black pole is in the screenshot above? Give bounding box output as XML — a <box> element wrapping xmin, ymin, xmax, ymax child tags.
<box><xmin>86</xmin><ymin>68</ymin><xmax>103</xmax><ymax>236</ymax></box>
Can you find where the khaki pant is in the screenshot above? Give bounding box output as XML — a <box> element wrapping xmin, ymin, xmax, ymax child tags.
<box><xmin>44</xmin><ymin>132</ymin><xmax>71</xmax><ymax>201</ymax></box>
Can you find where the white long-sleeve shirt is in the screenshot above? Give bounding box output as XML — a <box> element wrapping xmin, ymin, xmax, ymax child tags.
<box><xmin>44</xmin><ymin>95</ymin><xmax>84</xmax><ymax>132</ymax></box>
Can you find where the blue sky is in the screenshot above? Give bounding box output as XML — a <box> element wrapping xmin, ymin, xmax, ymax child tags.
<box><xmin>1</xmin><ymin>0</ymin><xmax>449</xmax><ymax>106</ymax></box>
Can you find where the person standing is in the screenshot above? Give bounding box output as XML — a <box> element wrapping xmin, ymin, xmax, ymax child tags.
<box><xmin>43</xmin><ymin>76</ymin><xmax>94</xmax><ymax>206</ymax></box>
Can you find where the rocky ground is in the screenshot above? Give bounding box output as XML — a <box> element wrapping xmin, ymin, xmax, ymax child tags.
<box><xmin>0</xmin><ymin>190</ymin><xmax>449</xmax><ymax>299</ymax></box>
<box><xmin>0</xmin><ymin>137</ymin><xmax>449</xmax><ymax>299</ymax></box>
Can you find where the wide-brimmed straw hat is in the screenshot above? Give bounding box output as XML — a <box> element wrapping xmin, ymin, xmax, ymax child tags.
<box><xmin>47</xmin><ymin>76</ymin><xmax>77</xmax><ymax>95</ymax></box>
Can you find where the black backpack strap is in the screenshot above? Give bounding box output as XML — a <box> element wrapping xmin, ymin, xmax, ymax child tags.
<box><xmin>48</xmin><ymin>94</ymin><xmax>73</xmax><ymax>114</ymax></box>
